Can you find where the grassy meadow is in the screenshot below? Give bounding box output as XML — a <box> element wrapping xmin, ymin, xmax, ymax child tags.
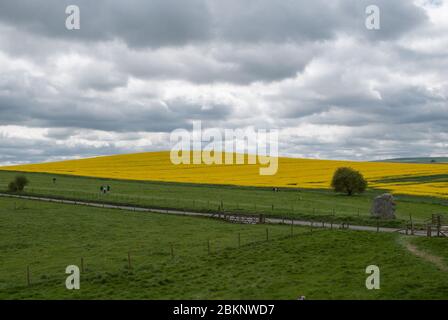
<box><xmin>1</xmin><ymin>196</ymin><xmax>448</xmax><ymax>300</ymax></box>
<box><xmin>0</xmin><ymin>170</ymin><xmax>447</xmax><ymax>228</ymax></box>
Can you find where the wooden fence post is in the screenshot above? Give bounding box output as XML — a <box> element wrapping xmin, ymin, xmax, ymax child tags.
<box><xmin>26</xmin><ymin>265</ymin><xmax>31</xmax><ymax>287</ymax></box>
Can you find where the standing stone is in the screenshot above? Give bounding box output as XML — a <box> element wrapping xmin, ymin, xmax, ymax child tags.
<box><xmin>371</xmin><ymin>193</ymin><xmax>396</xmax><ymax>219</ymax></box>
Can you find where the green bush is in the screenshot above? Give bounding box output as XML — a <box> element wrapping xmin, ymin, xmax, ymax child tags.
<box><xmin>8</xmin><ymin>182</ymin><xmax>18</xmax><ymax>192</ymax></box>
<box><xmin>331</xmin><ymin>167</ymin><xmax>367</xmax><ymax>196</ymax></box>
<box><xmin>15</xmin><ymin>175</ymin><xmax>29</xmax><ymax>191</ymax></box>
<box><xmin>8</xmin><ymin>175</ymin><xmax>29</xmax><ymax>193</ymax></box>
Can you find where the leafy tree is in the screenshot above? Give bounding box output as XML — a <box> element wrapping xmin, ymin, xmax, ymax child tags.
<box><xmin>8</xmin><ymin>182</ymin><xmax>18</xmax><ymax>192</ymax></box>
<box><xmin>331</xmin><ymin>167</ymin><xmax>367</xmax><ymax>196</ymax></box>
<box><xmin>13</xmin><ymin>175</ymin><xmax>29</xmax><ymax>192</ymax></box>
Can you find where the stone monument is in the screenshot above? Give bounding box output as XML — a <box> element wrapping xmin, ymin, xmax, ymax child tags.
<box><xmin>371</xmin><ymin>193</ymin><xmax>396</xmax><ymax>219</ymax></box>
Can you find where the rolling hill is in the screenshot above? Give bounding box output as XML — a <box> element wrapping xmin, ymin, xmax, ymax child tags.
<box><xmin>376</xmin><ymin>157</ymin><xmax>448</xmax><ymax>164</ymax></box>
<box><xmin>1</xmin><ymin>151</ymin><xmax>448</xmax><ymax>198</ymax></box>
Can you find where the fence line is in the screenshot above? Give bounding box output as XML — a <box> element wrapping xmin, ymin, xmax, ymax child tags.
<box><xmin>0</xmin><ymin>192</ymin><xmax>432</xmax><ymax>237</ymax></box>
<box><xmin>10</xmin><ymin>226</ymin><xmax>314</xmax><ymax>290</ymax></box>
<box><xmin>19</xmin><ymin>188</ymin><xmax>373</xmax><ymax>218</ymax></box>
<box><xmin>2</xmin><ymin>192</ymin><xmax>445</xmax><ymax>292</ymax></box>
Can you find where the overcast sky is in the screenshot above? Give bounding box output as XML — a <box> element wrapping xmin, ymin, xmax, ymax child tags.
<box><xmin>0</xmin><ymin>0</ymin><xmax>447</xmax><ymax>165</ymax></box>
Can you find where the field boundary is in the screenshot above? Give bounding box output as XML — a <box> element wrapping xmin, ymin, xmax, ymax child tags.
<box><xmin>0</xmin><ymin>192</ymin><xmax>429</xmax><ymax>236</ymax></box>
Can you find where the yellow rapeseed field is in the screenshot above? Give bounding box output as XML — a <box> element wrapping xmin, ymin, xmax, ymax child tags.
<box><xmin>1</xmin><ymin>151</ymin><xmax>447</xmax><ymax>198</ymax></box>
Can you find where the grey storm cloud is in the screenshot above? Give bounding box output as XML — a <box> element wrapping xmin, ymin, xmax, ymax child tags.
<box><xmin>0</xmin><ymin>0</ymin><xmax>211</xmax><ymax>48</ymax></box>
<box><xmin>0</xmin><ymin>91</ymin><xmax>233</xmax><ymax>132</ymax></box>
<box><xmin>0</xmin><ymin>135</ymin><xmax>150</xmax><ymax>165</ymax></box>
<box><xmin>114</xmin><ymin>43</ymin><xmax>316</xmax><ymax>84</ymax></box>
<box><xmin>0</xmin><ymin>0</ymin><xmax>446</xmax><ymax>164</ymax></box>
<box><xmin>0</xmin><ymin>0</ymin><xmax>428</xmax><ymax>46</ymax></box>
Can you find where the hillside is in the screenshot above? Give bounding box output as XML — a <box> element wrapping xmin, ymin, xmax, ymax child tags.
<box><xmin>378</xmin><ymin>157</ymin><xmax>448</xmax><ymax>164</ymax></box>
<box><xmin>376</xmin><ymin>157</ymin><xmax>448</xmax><ymax>164</ymax></box>
<box><xmin>1</xmin><ymin>151</ymin><xmax>448</xmax><ymax>198</ymax></box>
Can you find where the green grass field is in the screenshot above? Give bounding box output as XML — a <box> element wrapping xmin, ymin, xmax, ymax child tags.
<box><xmin>0</xmin><ymin>170</ymin><xmax>447</xmax><ymax>228</ymax></box>
<box><xmin>1</xmin><ymin>196</ymin><xmax>448</xmax><ymax>299</ymax></box>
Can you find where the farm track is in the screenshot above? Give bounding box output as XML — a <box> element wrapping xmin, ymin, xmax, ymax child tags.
<box><xmin>401</xmin><ymin>238</ymin><xmax>448</xmax><ymax>272</ymax></box>
<box><xmin>0</xmin><ymin>192</ymin><xmax>433</xmax><ymax>237</ymax></box>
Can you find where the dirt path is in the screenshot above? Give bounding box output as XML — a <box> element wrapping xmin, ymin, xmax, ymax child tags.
<box><xmin>0</xmin><ymin>192</ymin><xmax>427</xmax><ymax>236</ymax></box>
<box><xmin>401</xmin><ymin>237</ymin><xmax>448</xmax><ymax>272</ymax></box>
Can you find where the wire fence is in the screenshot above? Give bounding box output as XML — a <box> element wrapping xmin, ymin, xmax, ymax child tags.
<box><xmin>1</xmin><ymin>193</ymin><xmax>445</xmax><ymax>294</ymax></box>
<box><xmin>23</xmin><ymin>187</ymin><xmax>372</xmax><ymax>219</ymax></box>
<box><xmin>2</xmin><ymin>225</ymin><xmax>318</xmax><ymax>291</ymax></box>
